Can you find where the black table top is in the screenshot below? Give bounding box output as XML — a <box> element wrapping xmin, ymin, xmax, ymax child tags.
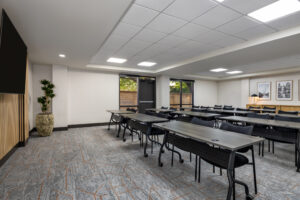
<box><xmin>107</xmin><ymin>110</ymin><xmax>135</xmax><ymax>114</ymax></box>
<box><xmin>207</xmin><ymin>109</ymin><xmax>254</xmax><ymax>115</ymax></box>
<box><xmin>219</xmin><ymin>116</ymin><xmax>300</xmax><ymax>130</ymax></box>
<box><xmin>172</xmin><ymin>110</ymin><xmax>220</xmax><ymax>118</ymax></box>
<box><xmin>153</xmin><ymin>121</ymin><xmax>264</xmax><ymax>151</ymax></box>
<box><xmin>120</xmin><ymin>113</ymin><xmax>169</xmax><ymax>123</ymax></box>
<box><xmin>145</xmin><ymin>108</ymin><xmax>174</xmax><ymax>113</ymax></box>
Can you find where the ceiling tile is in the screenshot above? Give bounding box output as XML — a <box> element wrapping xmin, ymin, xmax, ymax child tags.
<box><xmin>173</xmin><ymin>23</ymin><xmax>209</xmax><ymax>39</ymax></box>
<box><xmin>156</xmin><ymin>35</ymin><xmax>188</xmax><ymax>47</ymax></box>
<box><xmin>235</xmin><ymin>25</ymin><xmax>276</xmax><ymax>40</ymax></box>
<box><xmin>268</xmin><ymin>12</ymin><xmax>300</xmax><ymax>30</ymax></box>
<box><xmin>193</xmin><ymin>5</ymin><xmax>242</xmax><ymax>29</ymax></box>
<box><xmin>100</xmin><ymin>34</ymin><xmax>130</xmax><ymax>52</ymax></box>
<box><xmin>223</xmin><ymin>0</ymin><xmax>277</xmax><ymax>14</ymax></box>
<box><xmin>138</xmin><ymin>43</ymin><xmax>172</xmax><ymax>58</ymax></box>
<box><xmin>216</xmin><ymin>16</ymin><xmax>261</xmax><ymax>35</ymax></box>
<box><xmin>122</xmin><ymin>4</ymin><xmax>159</xmax><ymax>27</ymax></box>
<box><xmin>193</xmin><ymin>30</ymin><xmax>227</xmax><ymax>44</ymax></box>
<box><xmin>114</xmin><ymin>46</ymin><xmax>141</xmax><ymax>58</ymax></box>
<box><xmin>112</xmin><ymin>22</ymin><xmax>142</xmax><ymax>38</ymax></box>
<box><xmin>134</xmin><ymin>28</ymin><xmax>167</xmax><ymax>43</ymax></box>
<box><xmin>164</xmin><ymin>0</ymin><xmax>217</xmax><ymax>21</ymax></box>
<box><xmin>135</xmin><ymin>0</ymin><xmax>175</xmax><ymax>11</ymax></box>
<box><xmin>121</xmin><ymin>39</ymin><xmax>151</xmax><ymax>52</ymax></box>
<box><xmin>146</xmin><ymin>13</ymin><xmax>187</xmax><ymax>33</ymax></box>
<box><xmin>209</xmin><ymin>34</ymin><xmax>245</xmax><ymax>47</ymax></box>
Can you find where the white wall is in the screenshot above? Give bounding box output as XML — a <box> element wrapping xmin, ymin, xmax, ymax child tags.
<box><xmin>156</xmin><ymin>75</ymin><xmax>170</xmax><ymax>108</ymax></box>
<box><xmin>52</xmin><ymin>65</ymin><xmax>68</xmax><ymax>127</ymax></box>
<box><xmin>194</xmin><ymin>80</ymin><xmax>218</xmax><ymax>106</ymax></box>
<box><xmin>67</xmin><ymin>69</ymin><xmax>119</xmax><ymax>125</ymax></box>
<box><xmin>249</xmin><ymin>72</ymin><xmax>300</xmax><ymax>105</ymax></box>
<box><xmin>32</xmin><ymin>64</ymin><xmax>52</xmax><ymax>127</ymax></box>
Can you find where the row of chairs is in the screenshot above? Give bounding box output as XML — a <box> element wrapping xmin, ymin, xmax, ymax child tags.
<box><xmin>172</xmin><ymin>116</ymin><xmax>257</xmax><ymax>198</ymax></box>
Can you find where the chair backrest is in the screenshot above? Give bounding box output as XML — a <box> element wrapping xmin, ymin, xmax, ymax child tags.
<box><xmin>236</xmin><ymin>108</ymin><xmax>250</xmax><ymax>111</ymax></box>
<box><xmin>278</xmin><ymin>110</ymin><xmax>299</xmax><ymax>116</ymax></box>
<box><xmin>223</xmin><ymin>106</ymin><xmax>234</xmax><ymax>110</ymax></box>
<box><xmin>275</xmin><ymin>115</ymin><xmax>300</xmax><ymax>123</ymax></box>
<box><xmin>191</xmin><ymin>117</ymin><xmax>214</xmax><ymax>128</ymax></box>
<box><xmin>161</xmin><ymin>106</ymin><xmax>168</xmax><ymax>109</ymax></box>
<box><xmin>214</xmin><ymin>105</ymin><xmax>222</xmax><ymax>109</ymax></box>
<box><xmin>192</xmin><ymin>105</ymin><xmax>200</xmax><ymax>108</ymax></box>
<box><xmin>220</xmin><ymin>122</ymin><xmax>253</xmax><ymax>135</ymax></box>
<box><xmin>126</xmin><ymin>108</ymin><xmax>137</xmax><ymax>113</ymax></box>
<box><xmin>249</xmin><ymin>106</ymin><xmax>260</xmax><ymax>109</ymax></box>
<box><xmin>191</xmin><ymin>108</ymin><xmax>202</xmax><ymax>112</ymax></box>
<box><xmin>157</xmin><ymin>112</ymin><xmax>171</xmax><ymax>119</ymax></box>
<box><xmin>247</xmin><ymin>113</ymin><xmax>271</xmax><ymax>119</ymax></box>
<box><xmin>223</xmin><ymin>105</ymin><xmax>233</xmax><ymax>108</ymax></box>
<box><xmin>169</xmin><ymin>107</ymin><xmax>177</xmax><ymax>111</ymax></box>
<box><xmin>263</xmin><ymin>106</ymin><xmax>276</xmax><ymax>110</ymax></box>
<box><xmin>200</xmin><ymin>106</ymin><xmax>209</xmax><ymax>109</ymax></box>
<box><xmin>179</xmin><ymin>107</ymin><xmax>185</xmax><ymax>111</ymax></box>
<box><xmin>145</xmin><ymin>110</ymin><xmax>155</xmax><ymax>116</ymax></box>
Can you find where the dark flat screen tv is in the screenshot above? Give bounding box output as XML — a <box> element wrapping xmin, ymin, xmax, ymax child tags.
<box><xmin>0</xmin><ymin>9</ymin><xmax>27</xmax><ymax>94</ymax></box>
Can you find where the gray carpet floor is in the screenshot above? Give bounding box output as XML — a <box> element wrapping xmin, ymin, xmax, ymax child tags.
<box><xmin>0</xmin><ymin>126</ymin><xmax>299</xmax><ymax>200</ymax></box>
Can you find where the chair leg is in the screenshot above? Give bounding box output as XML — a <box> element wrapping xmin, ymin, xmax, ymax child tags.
<box><xmin>252</xmin><ymin>147</ymin><xmax>258</xmax><ymax>194</ymax></box>
<box><xmin>268</xmin><ymin>140</ymin><xmax>270</xmax><ymax>152</ymax></box>
<box><xmin>198</xmin><ymin>158</ymin><xmax>201</xmax><ymax>183</ymax></box>
<box><xmin>258</xmin><ymin>143</ymin><xmax>261</xmax><ymax>156</ymax></box>
<box><xmin>295</xmin><ymin>144</ymin><xmax>298</xmax><ymax>167</ymax></box>
<box><xmin>262</xmin><ymin>141</ymin><xmax>264</xmax><ymax>157</ymax></box>
<box><xmin>195</xmin><ymin>156</ymin><xmax>198</xmax><ymax>181</ymax></box>
<box><xmin>233</xmin><ymin>169</ymin><xmax>236</xmax><ymax>200</ymax></box>
<box><xmin>272</xmin><ymin>141</ymin><xmax>275</xmax><ymax>154</ymax></box>
<box><xmin>151</xmin><ymin>135</ymin><xmax>153</xmax><ymax>154</ymax></box>
<box><xmin>171</xmin><ymin>143</ymin><xmax>174</xmax><ymax>166</ymax></box>
<box><xmin>190</xmin><ymin>152</ymin><xmax>192</xmax><ymax>162</ymax></box>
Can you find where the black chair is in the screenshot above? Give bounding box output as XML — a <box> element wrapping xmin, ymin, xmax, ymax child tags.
<box><xmin>200</xmin><ymin>106</ymin><xmax>209</xmax><ymax>109</ymax></box>
<box><xmin>237</xmin><ymin>108</ymin><xmax>250</xmax><ymax>111</ymax></box>
<box><xmin>223</xmin><ymin>106</ymin><xmax>234</xmax><ymax>110</ymax></box>
<box><xmin>192</xmin><ymin>105</ymin><xmax>200</xmax><ymax>108</ymax></box>
<box><xmin>126</xmin><ymin>108</ymin><xmax>137</xmax><ymax>113</ymax></box>
<box><xmin>266</xmin><ymin>115</ymin><xmax>300</xmax><ymax>165</ymax></box>
<box><xmin>191</xmin><ymin>117</ymin><xmax>214</xmax><ymax>128</ymax></box>
<box><xmin>169</xmin><ymin>107</ymin><xmax>177</xmax><ymax>111</ymax></box>
<box><xmin>214</xmin><ymin>105</ymin><xmax>222</xmax><ymax>109</ymax></box>
<box><xmin>161</xmin><ymin>106</ymin><xmax>168</xmax><ymax>109</ymax></box>
<box><xmin>247</xmin><ymin>113</ymin><xmax>271</xmax><ymax>155</ymax></box>
<box><xmin>220</xmin><ymin>122</ymin><xmax>257</xmax><ymax>196</ymax></box>
<box><xmin>262</xmin><ymin>106</ymin><xmax>276</xmax><ymax>113</ymax></box>
<box><xmin>278</xmin><ymin>110</ymin><xmax>299</xmax><ymax>115</ymax></box>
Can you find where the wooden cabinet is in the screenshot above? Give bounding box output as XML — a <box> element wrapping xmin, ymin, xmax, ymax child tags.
<box><xmin>246</xmin><ymin>104</ymin><xmax>300</xmax><ymax>113</ymax></box>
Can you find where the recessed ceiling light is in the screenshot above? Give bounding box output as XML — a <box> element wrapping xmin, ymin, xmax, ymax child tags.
<box><xmin>248</xmin><ymin>0</ymin><xmax>300</xmax><ymax>22</ymax></box>
<box><xmin>138</xmin><ymin>61</ymin><xmax>157</xmax><ymax>67</ymax></box>
<box><xmin>107</xmin><ymin>57</ymin><xmax>127</xmax><ymax>64</ymax></box>
<box><xmin>215</xmin><ymin>0</ymin><xmax>225</xmax><ymax>2</ymax></box>
<box><xmin>226</xmin><ymin>70</ymin><xmax>243</xmax><ymax>74</ymax></box>
<box><xmin>59</xmin><ymin>54</ymin><xmax>66</xmax><ymax>58</ymax></box>
<box><xmin>210</xmin><ymin>68</ymin><xmax>228</xmax><ymax>72</ymax></box>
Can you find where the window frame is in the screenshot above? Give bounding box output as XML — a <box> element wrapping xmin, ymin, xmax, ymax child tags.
<box><xmin>170</xmin><ymin>78</ymin><xmax>194</xmax><ymax>108</ymax></box>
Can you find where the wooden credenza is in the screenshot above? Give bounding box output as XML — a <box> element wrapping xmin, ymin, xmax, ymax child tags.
<box><xmin>246</xmin><ymin>104</ymin><xmax>300</xmax><ymax>113</ymax></box>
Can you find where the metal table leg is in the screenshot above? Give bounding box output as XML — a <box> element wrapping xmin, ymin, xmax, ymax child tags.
<box><xmin>158</xmin><ymin>132</ymin><xmax>168</xmax><ymax>167</ymax></box>
<box><xmin>108</xmin><ymin>113</ymin><xmax>113</xmax><ymax>130</ymax></box>
<box><xmin>226</xmin><ymin>151</ymin><xmax>235</xmax><ymax>200</ymax></box>
<box><xmin>297</xmin><ymin>130</ymin><xmax>300</xmax><ymax>172</ymax></box>
<box><xmin>144</xmin><ymin>123</ymin><xmax>152</xmax><ymax>157</ymax></box>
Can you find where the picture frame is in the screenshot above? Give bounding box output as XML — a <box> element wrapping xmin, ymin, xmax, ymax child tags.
<box><xmin>276</xmin><ymin>80</ymin><xmax>293</xmax><ymax>101</ymax></box>
<box><xmin>257</xmin><ymin>82</ymin><xmax>271</xmax><ymax>100</ymax></box>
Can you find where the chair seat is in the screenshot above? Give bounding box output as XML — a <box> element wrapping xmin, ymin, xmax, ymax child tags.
<box><xmin>202</xmin><ymin>153</ymin><xmax>249</xmax><ymax>169</ymax></box>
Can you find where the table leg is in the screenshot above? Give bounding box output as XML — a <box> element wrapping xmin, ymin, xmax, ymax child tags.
<box><xmin>158</xmin><ymin>132</ymin><xmax>168</xmax><ymax>167</ymax></box>
<box><xmin>144</xmin><ymin>124</ymin><xmax>152</xmax><ymax>157</ymax></box>
<box><xmin>116</xmin><ymin>121</ymin><xmax>121</xmax><ymax>137</ymax></box>
<box><xmin>122</xmin><ymin>122</ymin><xmax>129</xmax><ymax>142</ymax></box>
<box><xmin>297</xmin><ymin>130</ymin><xmax>300</xmax><ymax>172</ymax></box>
<box><xmin>108</xmin><ymin>113</ymin><xmax>113</xmax><ymax>130</ymax></box>
<box><xmin>226</xmin><ymin>151</ymin><xmax>235</xmax><ymax>200</ymax></box>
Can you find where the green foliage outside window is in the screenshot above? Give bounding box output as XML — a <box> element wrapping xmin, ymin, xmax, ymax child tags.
<box><xmin>120</xmin><ymin>78</ymin><xmax>137</xmax><ymax>91</ymax></box>
<box><xmin>170</xmin><ymin>81</ymin><xmax>192</xmax><ymax>93</ymax></box>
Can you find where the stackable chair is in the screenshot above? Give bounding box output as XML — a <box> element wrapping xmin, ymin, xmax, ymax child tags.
<box><xmin>278</xmin><ymin>110</ymin><xmax>299</xmax><ymax>115</ymax></box>
<box><xmin>214</xmin><ymin>105</ymin><xmax>222</xmax><ymax>109</ymax></box>
<box><xmin>223</xmin><ymin>105</ymin><xmax>234</xmax><ymax>110</ymax></box>
<box><xmin>262</xmin><ymin>106</ymin><xmax>276</xmax><ymax>113</ymax></box>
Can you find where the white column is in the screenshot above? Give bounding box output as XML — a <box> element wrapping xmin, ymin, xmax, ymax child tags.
<box><xmin>156</xmin><ymin>75</ymin><xmax>170</xmax><ymax>108</ymax></box>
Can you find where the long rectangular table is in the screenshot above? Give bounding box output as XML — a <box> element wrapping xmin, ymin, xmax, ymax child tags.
<box><xmin>145</xmin><ymin>108</ymin><xmax>175</xmax><ymax>113</ymax></box>
<box><xmin>120</xmin><ymin>113</ymin><xmax>169</xmax><ymax>157</ymax></box>
<box><xmin>172</xmin><ymin>110</ymin><xmax>220</xmax><ymax>119</ymax></box>
<box><xmin>207</xmin><ymin>109</ymin><xmax>254</xmax><ymax>116</ymax></box>
<box><xmin>219</xmin><ymin>116</ymin><xmax>300</xmax><ymax>172</ymax></box>
<box><xmin>106</xmin><ymin>110</ymin><xmax>134</xmax><ymax>131</ymax></box>
<box><xmin>153</xmin><ymin>120</ymin><xmax>263</xmax><ymax>200</ymax></box>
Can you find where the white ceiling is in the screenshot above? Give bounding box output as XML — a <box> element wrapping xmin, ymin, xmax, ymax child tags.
<box><xmin>90</xmin><ymin>0</ymin><xmax>300</xmax><ymax>78</ymax></box>
<box><xmin>0</xmin><ymin>0</ymin><xmax>134</xmax><ymax>68</ymax></box>
<box><xmin>2</xmin><ymin>0</ymin><xmax>300</xmax><ymax>79</ymax></box>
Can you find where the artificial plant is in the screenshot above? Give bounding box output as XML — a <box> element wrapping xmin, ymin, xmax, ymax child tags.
<box><xmin>37</xmin><ymin>79</ymin><xmax>55</xmax><ymax>113</ymax></box>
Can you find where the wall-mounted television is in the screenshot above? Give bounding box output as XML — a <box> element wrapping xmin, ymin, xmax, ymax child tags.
<box><xmin>0</xmin><ymin>9</ymin><xmax>27</xmax><ymax>94</ymax></box>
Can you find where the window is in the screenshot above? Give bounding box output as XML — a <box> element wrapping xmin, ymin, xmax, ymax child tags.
<box><xmin>119</xmin><ymin>76</ymin><xmax>138</xmax><ymax>110</ymax></box>
<box><xmin>170</xmin><ymin>79</ymin><xmax>194</xmax><ymax>109</ymax></box>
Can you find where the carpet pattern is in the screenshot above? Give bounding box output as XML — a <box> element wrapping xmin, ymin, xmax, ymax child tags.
<box><xmin>0</xmin><ymin>126</ymin><xmax>299</xmax><ymax>200</ymax></box>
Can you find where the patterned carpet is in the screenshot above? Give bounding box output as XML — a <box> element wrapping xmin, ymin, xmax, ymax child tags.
<box><xmin>0</xmin><ymin>126</ymin><xmax>299</xmax><ymax>200</ymax></box>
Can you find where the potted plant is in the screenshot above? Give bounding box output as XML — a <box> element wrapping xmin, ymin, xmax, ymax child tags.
<box><xmin>36</xmin><ymin>79</ymin><xmax>55</xmax><ymax>136</ymax></box>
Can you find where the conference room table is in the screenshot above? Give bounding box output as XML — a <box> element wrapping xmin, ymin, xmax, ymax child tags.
<box><xmin>219</xmin><ymin>116</ymin><xmax>300</xmax><ymax>172</ymax></box>
<box><xmin>172</xmin><ymin>110</ymin><xmax>220</xmax><ymax>120</ymax></box>
<box><xmin>119</xmin><ymin>113</ymin><xmax>169</xmax><ymax>157</ymax></box>
<box><xmin>207</xmin><ymin>109</ymin><xmax>254</xmax><ymax>116</ymax></box>
<box><xmin>153</xmin><ymin>120</ymin><xmax>264</xmax><ymax>200</ymax></box>
<box><xmin>145</xmin><ymin>108</ymin><xmax>175</xmax><ymax>113</ymax></box>
<box><xmin>106</xmin><ymin>110</ymin><xmax>134</xmax><ymax>131</ymax></box>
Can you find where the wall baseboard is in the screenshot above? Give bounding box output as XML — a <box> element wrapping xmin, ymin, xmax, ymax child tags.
<box><xmin>0</xmin><ymin>143</ymin><xmax>18</xmax><ymax>168</ymax></box>
<box><xmin>53</xmin><ymin>127</ymin><xmax>68</xmax><ymax>131</ymax></box>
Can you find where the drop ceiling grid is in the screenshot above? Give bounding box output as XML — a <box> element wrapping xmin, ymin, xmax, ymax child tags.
<box><xmin>92</xmin><ymin>0</ymin><xmax>300</xmax><ymax>69</ymax></box>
